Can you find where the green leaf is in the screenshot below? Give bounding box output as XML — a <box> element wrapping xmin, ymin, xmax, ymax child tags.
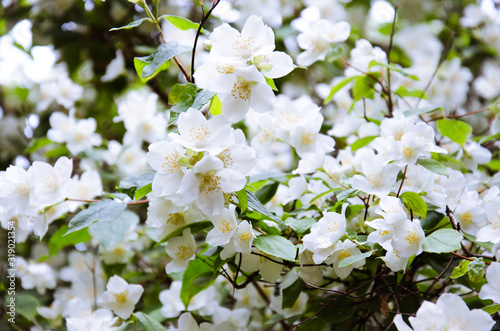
<box><xmin>157</xmin><ymin>221</ymin><xmax>212</xmax><ymax>244</ymax></box>
<box><xmin>24</xmin><ymin>137</ymin><xmax>52</xmax><ymax>153</ymax></box>
<box><xmin>336</xmin><ymin>188</ymin><xmax>360</xmax><ymax>202</ymax></box>
<box><xmin>420</xmin><ymin>211</ymin><xmax>444</xmax><ymax>231</ymax></box>
<box><xmin>265</xmin><ymin>77</ymin><xmax>278</xmax><ymax>91</ymax></box>
<box><xmin>67</xmin><ymin>199</ymin><xmax>127</xmax><ymax>234</ymax></box>
<box><xmin>48</xmin><ymin>225</ymin><xmax>90</xmax><ymax>256</ymax></box>
<box><xmin>310</xmin><ymin>188</ymin><xmax>341</xmax><ymax>204</ymax></box>
<box><xmin>135</xmin><ymin>183</ymin><xmax>152</xmax><ymax>201</ymax></box>
<box><xmin>134</xmin><ymin>312</ymin><xmax>165</xmax><ymax>331</ymax></box>
<box><xmin>110</xmin><ymin>17</ymin><xmax>152</xmax><ymax>31</ymax></box>
<box><xmin>462</xmin><ymin>232</ymin><xmax>493</xmax><ymax>252</ymax></box>
<box><xmin>246</xmin><ymin>190</ymin><xmax>284</xmax><ymax>225</ymax></box>
<box><xmin>350</xmin><ymin>136</ymin><xmax>377</xmax><ymax>151</ymax></box>
<box><xmin>159</xmin><ymin>15</ymin><xmax>202</xmax><ymax>31</ymax></box>
<box><xmin>468</xmin><ymin>258</ymin><xmax>485</xmax><ymax>283</ymax></box>
<box><xmin>134</xmin><ymin>41</ymin><xmax>190</xmax><ymax>81</ymax></box>
<box><xmin>119</xmin><ymin>172</ymin><xmax>155</xmax><ymax>190</ymax></box>
<box><xmin>399</xmin><ymin>191</ymin><xmax>427</xmax><ymax>218</ymax></box>
<box><xmin>285</xmin><ymin>217</ymin><xmax>316</xmax><ymax>237</ymax></box>
<box><xmin>254</xmin><ymin>234</ymin><xmax>297</xmax><ymax>261</ymax></box>
<box><xmin>235</xmin><ymin>188</ymin><xmax>248</xmax><ymax>213</ymax></box>
<box><xmin>324</xmin><ymin>76</ymin><xmax>359</xmax><ymax>104</ymax></box>
<box><xmin>338</xmin><ymin>250</ymin><xmax>372</xmax><ymax>268</ymax></box>
<box><xmin>450</xmin><ymin>259</ymin><xmax>470</xmax><ymax>279</ymax></box>
<box><xmin>169</xmin><ymin>83</ymin><xmax>216</xmax><ymax>112</ymax></box>
<box><xmin>437</xmin><ymin>119</ymin><xmax>473</xmax><ymax>145</ymax></box>
<box><xmin>368</xmin><ymin>60</ymin><xmax>419</xmax><ymax>80</ymax></box>
<box><xmin>181</xmin><ymin>257</ymin><xmax>216</xmax><ymax>308</ymax></box>
<box><xmin>16</xmin><ymin>294</ymin><xmax>40</xmax><ymax>321</ymax></box>
<box><xmin>483</xmin><ymin>304</ymin><xmax>500</xmax><ymax>315</ymax></box>
<box><xmin>282</xmin><ymin>278</ymin><xmax>305</xmax><ymax>309</ymax></box>
<box><xmin>353</xmin><ymin>75</ymin><xmax>375</xmax><ymax>102</ymax></box>
<box><xmin>477</xmin><ymin>132</ymin><xmax>500</xmax><ymax>145</ymax></box>
<box><xmin>403</xmin><ymin>107</ymin><xmax>441</xmax><ymax>118</ymax></box>
<box><xmin>89</xmin><ymin>210</ymin><xmax>139</xmax><ymax>249</ymax></box>
<box><xmin>209</xmin><ymin>94</ymin><xmax>222</xmax><ymax>116</ymax></box>
<box><xmin>423</xmin><ymin>229</ymin><xmax>463</xmax><ymax>253</ymax></box>
<box><xmin>417</xmin><ymin>158</ymin><xmax>449</xmax><ymax>177</ymax></box>
<box><xmin>134</xmin><ymin>57</ymin><xmax>171</xmax><ymax>83</ymax></box>
<box><xmin>395</xmin><ymin>86</ymin><xmax>427</xmax><ymax>99</ymax></box>
<box><xmin>255</xmin><ymin>182</ymin><xmax>280</xmax><ymax>205</ymax></box>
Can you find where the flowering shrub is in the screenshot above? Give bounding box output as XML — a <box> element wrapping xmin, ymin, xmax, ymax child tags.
<box><xmin>2</xmin><ymin>0</ymin><xmax>500</xmax><ymax>330</ymax></box>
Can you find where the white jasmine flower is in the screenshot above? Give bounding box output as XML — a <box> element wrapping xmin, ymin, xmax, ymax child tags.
<box><xmin>303</xmin><ymin>204</ymin><xmax>348</xmax><ymax>264</ymax></box>
<box><xmin>479</xmin><ymin>262</ymin><xmax>500</xmax><ymax>303</ymax></box>
<box><xmin>391</xmin><ymin>219</ymin><xmax>425</xmax><ymax>258</ymax></box>
<box><xmin>169</xmin><ymin>108</ymin><xmax>232</xmax><ymax>153</ymax></box>
<box><xmin>165</xmin><ymin>229</ymin><xmax>197</xmax><ymax>273</ymax></box>
<box><xmin>350</xmin><ymin>156</ymin><xmax>399</xmax><ymax>197</ymax></box>
<box><xmin>65</xmin><ymin>298</ymin><xmax>118</xmax><ymax>331</ymax></box>
<box><xmin>326</xmin><ymin>240</ymin><xmax>366</xmax><ymax>279</ymax></box>
<box><xmin>29</xmin><ymin>156</ymin><xmax>73</xmax><ymax>206</ymax></box>
<box><xmin>168</xmin><ymin>312</ymin><xmax>215</xmax><ymax>331</ymax></box>
<box><xmin>296</xmin><ymin>19</ymin><xmax>350</xmax><ymax>66</ymax></box>
<box><xmin>0</xmin><ymin>165</ymin><xmax>31</xmax><ymax>216</ymax></box>
<box><xmin>220</xmin><ymin>220</ymin><xmax>257</xmax><ymax>259</ymax></box>
<box><xmin>206</xmin><ymin>205</ymin><xmax>239</xmax><ymax>246</ymax></box>
<box><xmin>177</xmin><ymin>155</ymin><xmax>246</xmax><ymax>216</ymax></box>
<box><xmin>97</xmin><ymin>275</ymin><xmax>144</xmax><ymax>319</ymax></box>
<box><xmin>394</xmin><ymin>293</ymin><xmax>494</xmax><ymax>331</ymax></box>
<box><xmin>147</xmin><ymin>141</ymin><xmax>186</xmax><ymax>196</ymax></box>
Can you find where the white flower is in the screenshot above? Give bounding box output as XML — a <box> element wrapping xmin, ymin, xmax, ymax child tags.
<box><xmin>65</xmin><ymin>298</ymin><xmax>118</xmax><ymax>331</ymax></box>
<box><xmin>0</xmin><ymin>165</ymin><xmax>31</xmax><ymax>216</ymax></box>
<box><xmin>97</xmin><ymin>275</ymin><xmax>144</xmax><ymax>319</ymax></box>
<box><xmin>47</xmin><ymin>111</ymin><xmax>101</xmax><ymax>155</ymax></box>
<box><xmin>326</xmin><ymin>239</ymin><xmax>366</xmax><ymax>279</ymax></box>
<box><xmin>391</xmin><ymin>219</ymin><xmax>425</xmax><ymax>258</ymax></box>
<box><xmin>297</xmin><ymin>19</ymin><xmax>350</xmax><ymax>66</ymax></box>
<box><xmin>289</xmin><ymin>112</ymin><xmax>335</xmax><ymax>157</ymax></box>
<box><xmin>479</xmin><ymin>262</ymin><xmax>500</xmax><ymax>303</ymax></box>
<box><xmin>165</xmin><ymin>229</ymin><xmax>197</xmax><ymax>273</ymax></box>
<box><xmin>350</xmin><ymin>155</ymin><xmax>399</xmax><ymax>197</ymax></box>
<box><xmin>177</xmin><ymin>155</ymin><xmax>246</xmax><ymax>216</ymax></box>
<box><xmin>169</xmin><ymin>108</ymin><xmax>232</xmax><ymax>153</ymax></box>
<box><xmin>147</xmin><ymin>195</ymin><xmax>201</xmax><ymax>240</ymax></box>
<box><xmin>394</xmin><ymin>293</ymin><xmax>494</xmax><ymax>331</ymax></box>
<box><xmin>303</xmin><ymin>204</ymin><xmax>348</xmax><ymax>264</ymax></box>
<box><xmin>147</xmin><ymin>141</ymin><xmax>186</xmax><ymax>197</ymax></box>
<box><xmin>220</xmin><ymin>220</ymin><xmax>257</xmax><ymax>259</ymax></box>
<box><xmin>16</xmin><ymin>257</ymin><xmax>56</xmax><ymax>295</ymax></box>
<box><xmin>212</xmin><ymin>306</ymin><xmax>250</xmax><ymax>330</ymax></box>
<box><xmin>101</xmin><ymin>50</ymin><xmax>125</xmax><ymax>82</ymax></box>
<box><xmin>206</xmin><ymin>205</ymin><xmax>239</xmax><ymax>246</ymax></box>
<box><xmin>29</xmin><ymin>156</ymin><xmax>73</xmax><ymax>206</ymax></box>
<box><xmin>168</xmin><ymin>312</ymin><xmax>215</xmax><ymax>331</ymax></box>
<box><xmin>217</xmin><ymin>65</ymin><xmax>277</xmax><ymax>122</ymax></box>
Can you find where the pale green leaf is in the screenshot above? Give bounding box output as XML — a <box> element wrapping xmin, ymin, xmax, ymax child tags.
<box><xmin>338</xmin><ymin>250</ymin><xmax>372</xmax><ymax>268</ymax></box>
<box><xmin>134</xmin><ymin>312</ymin><xmax>165</xmax><ymax>331</ymax></box>
<box><xmin>89</xmin><ymin>210</ymin><xmax>139</xmax><ymax>249</ymax></box>
<box><xmin>450</xmin><ymin>259</ymin><xmax>470</xmax><ymax>279</ymax></box>
<box><xmin>254</xmin><ymin>234</ymin><xmax>297</xmax><ymax>261</ymax></box>
<box><xmin>67</xmin><ymin>200</ymin><xmax>127</xmax><ymax>234</ymax></box>
<box><xmin>417</xmin><ymin>158</ymin><xmax>449</xmax><ymax>177</ymax></box>
<box><xmin>110</xmin><ymin>18</ymin><xmax>152</xmax><ymax>31</ymax></box>
<box><xmin>422</xmin><ymin>229</ymin><xmax>462</xmax><ymax>253</ymax></box>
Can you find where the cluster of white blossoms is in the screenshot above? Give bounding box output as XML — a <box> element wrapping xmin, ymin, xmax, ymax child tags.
<box><xmin>0</xmin><ymin>157</ymin><xmax>102</xmax><ymax>239</ymax></box>
<box><xmin>194</xmin><ymin>15</ymin><xmax>294</xmax><ymax>122</ymax></box>
<box><xmin>4</xmin><ymin>0</ymin><xmax>500</xmax><ymax>330</ymax></box>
